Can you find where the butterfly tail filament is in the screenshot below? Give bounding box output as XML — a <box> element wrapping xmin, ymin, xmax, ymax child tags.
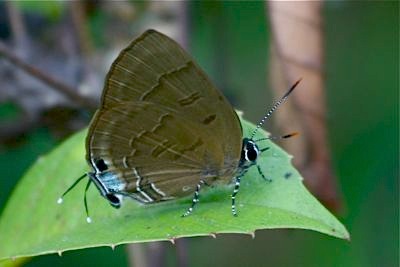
<box><xmin>57</xmin><ymin>173</ymin><xmax>87</xmax><ymax>204</ymax></box>
<box><xmin>84</xmin><ymin>180</ymin><xmax>92</xmax><ymax>223</ymax></box>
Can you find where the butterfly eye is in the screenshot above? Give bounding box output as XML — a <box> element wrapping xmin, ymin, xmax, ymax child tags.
<box><xmin>246</xmin><ymin>147</ymin><xmax>258</xmax><ymax>162</ymax></box>
<box><xmin>106</xmin><ymin>194</ymin><xmax>120</xmax><ymax>208</ymax></box>
<box><xmin>242</xmin><ymin>140</ymin><xmax>259</xmax><ymax>162</ymax></box>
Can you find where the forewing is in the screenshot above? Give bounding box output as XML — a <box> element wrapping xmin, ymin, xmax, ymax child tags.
<box><xmin>98</xmin><ymin>29</ymin><xmax>242</xmax><ymax>163</ymax></box>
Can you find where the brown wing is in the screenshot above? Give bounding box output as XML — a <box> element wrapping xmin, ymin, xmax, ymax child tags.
<box><xmin>92</xmin><ymin>29</ymin><xmax>242</xmax><ymax>158</ymax></box>
<box><xmin>86</xmin><ymin>30</ymin><xmax>242</xmax><ymax>201</ymax></box>
<box><xmin>87</xmin><ymin>101</ymin><xmax>240</xmax><ymax>201</ymax></box>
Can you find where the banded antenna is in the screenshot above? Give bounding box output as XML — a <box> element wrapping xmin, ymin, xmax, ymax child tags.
<box><xmin>250</xmin><ymin>79</ymin><xmax>302</xmax><ymax>140</ymax></box>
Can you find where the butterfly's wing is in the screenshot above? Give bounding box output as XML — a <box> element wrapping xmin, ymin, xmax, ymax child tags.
<box><xmin>88</xmin><ymin>101</ymin><xmax>240</xmax><ymax>202</ymax></box>
<box><xmin>87</xmin><ymin>30</ymin><xmax>242</xmax><ymax>202</ymax></box>
<box><xmin>91</xmin><ymin>29</ymin><xmax>242</xmax><ymax>158</ymax></box>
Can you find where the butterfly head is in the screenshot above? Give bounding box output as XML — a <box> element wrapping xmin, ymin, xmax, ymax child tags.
<box><xmin>237</xmin><ymin>79</ymin><xmax>302</xmax><ymax>172</ymax></box>
<box><xmin>240</xmin><ymin>138</ymin><xmax>260</xmax><ymax>167</ymax></box>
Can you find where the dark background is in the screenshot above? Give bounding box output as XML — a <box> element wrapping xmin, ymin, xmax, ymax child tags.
<box><xmin>0</xmin><ymin>2</ymin><xmax>398</xmax><ymax>267</ymax></box>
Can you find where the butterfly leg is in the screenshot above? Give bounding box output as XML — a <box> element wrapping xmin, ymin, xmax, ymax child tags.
<box><xmin>182</xmin><ymin>180</ymin><xmax>205</xmax><ymax>217</ymax></box>
<box><xmin>231</xmin><ymin>176</ymin><xmax>241</xmax><ymax>216</ymax></box>
<box><xmin>257</xmin><ymin>164</ymin><xmax>272</xmax><ymax>182</ymax></box>
<box><xmin>258</xmin><ymin>147</ymin><xmax>272</xmax><ymax>182</ymax></box>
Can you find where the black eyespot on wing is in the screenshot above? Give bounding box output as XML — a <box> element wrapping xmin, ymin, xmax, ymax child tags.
<box><xmin>95</xmin><ymin>159</ymin><xmax>108</xmax><ymax>172</ymax></box>
<box><xmin>106</xmin><ymin>194</ymin><xmax>120</xmax><ymax>208</ymax></box>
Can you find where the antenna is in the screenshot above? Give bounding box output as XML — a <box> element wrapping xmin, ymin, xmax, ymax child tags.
<box><xmin>254</xmin><ymin>132</ymin><xmax>299</xmax><ymax>143</ymax></box>
<box><xmin>250</xmin><ymin>79</ymin><xmax>302</xmax><ymax>139</ymax></box>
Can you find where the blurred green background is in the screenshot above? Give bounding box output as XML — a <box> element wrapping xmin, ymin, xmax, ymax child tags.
<box><xmin>0</xmin><ymin>2</ymin><xmax>398</xmax><ymax>267</ymax></box>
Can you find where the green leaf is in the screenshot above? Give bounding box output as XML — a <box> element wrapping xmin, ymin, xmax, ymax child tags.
<box><xmin>0</xmin><ymin>117</ymin><xmax>349</xmax><ymax>260</ymax></box>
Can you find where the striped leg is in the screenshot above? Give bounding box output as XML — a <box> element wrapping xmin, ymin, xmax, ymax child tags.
<box><xmin>231</xmin><ymin>176</ymin><xmax>242</xmax><ymax>216</ymax></box>
<box><xmin>257</xmin><ymin>164</ymin><xmax>271</xmax><ymax>182</ymax></box>
<box><xmin>182</xmin><ymin>180</ymin><xmax>205</xmax><ymax>217</ymax></box>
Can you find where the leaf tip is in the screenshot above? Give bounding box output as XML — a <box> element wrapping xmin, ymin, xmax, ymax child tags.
<box><xmin>110</xmin><ymin>244</ymin><xmax>116</xmax><ymax>250</ymax></box>
<box><xmin>57</xmin><ymin>251</ymin><xmax>63</xmax><ymax>257</ymax></box>
<box><xmin>169</xmin><ymin>238</ymin><xmax>176</xmax><ymax>244</ymax></box>
<box><xmin>86</xmin><ymin>217</ymin><xmax>92</xmax><ymax>223</ymax></box>
<box><xmin>247</xmin><ymin>231</ymin><xmax>255</xmax><ymax>239</ymax></box>
<box><xmin>57</xmin><ymin>198</ymin><xmax>63</xmax><ymax>204</ymax></box>
<box><xmin>331</xmin><ymin>227</ymin><xmax>351</xmax><ymax>241</ymax></box>
<box><xmin>209</xmin><ymin>233</ymin><xmax>217</xmax><ymax>239</ymax></box>
<box><xmin>341</xmin><ymin>230</ymin><xmax>351</xmax><ymax>241</ymax></box>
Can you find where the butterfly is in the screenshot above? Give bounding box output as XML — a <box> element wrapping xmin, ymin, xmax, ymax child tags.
<box><xmin>58</xmin><ymin>29</ymin><xmax>300</xmax><ymax>222</ymax></box>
